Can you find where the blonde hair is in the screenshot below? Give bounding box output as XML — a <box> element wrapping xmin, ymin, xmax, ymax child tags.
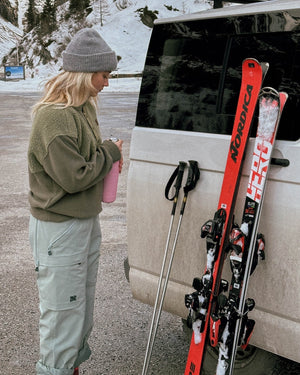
<box><xmin>32</xmin><ymin>71</ymin><xmax>97</xmax><ymax>114</ymax></box>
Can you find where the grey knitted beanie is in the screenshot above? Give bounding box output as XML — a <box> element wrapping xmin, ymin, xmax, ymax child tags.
<box><xmin>62</xmin><ymin>28</ymin><xmax>118</xmax><ymax>72</ymax></box>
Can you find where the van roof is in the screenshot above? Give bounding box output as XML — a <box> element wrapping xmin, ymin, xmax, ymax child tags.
<box><xmin>154</xmin><ymin>0</ymin><xmax>300</xmax><ymax>25</ymax></box>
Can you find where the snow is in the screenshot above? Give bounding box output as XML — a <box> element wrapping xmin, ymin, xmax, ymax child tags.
<box><xmin>257</xmin><ymin>96</ymin><xmax>279</xmax><ymax>141</ymax></box>
<box><xmin>0</xmin><ymin>15</ymin><xmax>22</xmax><ymax>57</ymax></box>
<box><xmin>0</xmin><ymin>0</ymin><xmax>211</xmax><ymax>93</ymax></box>
<box><xmin>0</xmin><ymin>74</ymin><xmax>142</xmax><ymax>93</ymax></box>
<box><xmin>192</xmin><ymin>319</ymin><xmax>203</xmax><ymax>344</ymax></box>
<box><xmin>216</xmin><ymin>322</ymin><xmax>230</xmax><ymax>375</ymax></box>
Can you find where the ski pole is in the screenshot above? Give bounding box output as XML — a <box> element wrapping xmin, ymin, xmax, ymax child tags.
<box><xmin>141</xmin><ymin>161</ymin><xmax>186</xmax><ymax>375</ymax></box>
<box><xmin>142</xmin><ymin>160</ymin><xmax>200</xmax><ymax>375</ymax></box>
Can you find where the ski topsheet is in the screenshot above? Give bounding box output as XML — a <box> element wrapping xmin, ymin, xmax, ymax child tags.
<box><xmin>184</xmin><ymin>58</ymin><xmax>268</xmax><ymax>375</ymax></box>
<box><xmin>213</xmin><ymin>88</ymin><xmax>288</xmax><ymax>375</ymax></box>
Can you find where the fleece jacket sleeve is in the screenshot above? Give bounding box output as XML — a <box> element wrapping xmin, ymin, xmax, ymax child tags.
<box><xmin>43</xmin><ymin>135</ymin><xmax>121</xmax><ymax>194</ymax></box>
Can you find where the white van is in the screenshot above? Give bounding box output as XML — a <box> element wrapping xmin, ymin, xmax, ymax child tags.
<box><xmin>127</xmin><ymin>0</ymin><xmax>300</xmax><ymax>372</ymax></box>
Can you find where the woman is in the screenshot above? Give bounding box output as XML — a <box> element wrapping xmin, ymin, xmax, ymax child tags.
<box><xmin>28</xmin><ymin>28</ymin><xmax>123</xmax><ymax>375</ymax></box>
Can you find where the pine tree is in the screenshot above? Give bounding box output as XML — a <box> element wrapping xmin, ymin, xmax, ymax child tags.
<box><xmin>69</xmin><ymin>0</ymin><xmax>90</xmax><ymax>13</ymax></box>
<box><xmin>25</xmin><ymin>0</ymin><xmax>38</xmax><ymax>32</ymax></box>
<box><xmin>0</xmin><ymin>0</ymin><xmax>18</xmax><ymax>25</ymax></box>
<box><xmin>40</xmin><ymin>0</ymin><xmax>57</xmax><ymax>34</ymax></box>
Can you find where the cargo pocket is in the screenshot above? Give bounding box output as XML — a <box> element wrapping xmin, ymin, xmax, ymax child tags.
<box><xmin>36</xmin><ymin>218</ymin><xmax>93</xmax><ymax>311</ymax></box>
<box><xmin>37</xmin><ymin>261</ymin><xmax>86</xmax><ymax>311</ymax></box>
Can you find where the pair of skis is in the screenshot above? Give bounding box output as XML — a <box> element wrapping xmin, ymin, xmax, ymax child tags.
<box><xmin>184</xmin><ymin>58</ymin><xmax>288</xmax><ymax>375</ymax></box>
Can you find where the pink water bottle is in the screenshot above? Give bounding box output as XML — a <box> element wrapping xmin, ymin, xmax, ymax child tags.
<box><xmin>102</xmin><ymin>138</ymin><xmax>120</xmax><ymax>203</ymax></box>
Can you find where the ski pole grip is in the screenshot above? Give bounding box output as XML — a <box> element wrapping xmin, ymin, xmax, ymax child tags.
<box><xmin>165</xmin><ymin>161</ymin><xmax>186</xmax><ymax>201</ymax></box>
<box><xmin>180</xmin><ymin>160</ymin><xmax>200</xmax><ymax>215</ymax></box>
<box><xmin>174</xmin><ymin>161</ymin><xmax>187</xmax><ymax>191</ymax></box>
<box><xmin>170</xmin><ymin>161</ymin><xmax>186</xmax><ymax>215</ymax></box>
<box><xmin>184</xmin><ymin>160</ymin><xmax>200</xmax><ymax>194</ymax></box>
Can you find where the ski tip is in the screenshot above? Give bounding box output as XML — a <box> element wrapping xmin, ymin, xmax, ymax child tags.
<box><xmin>243</xmin><ymin>57</ymin><xmax>259</xmax><ymax>68</ymax></box>
<box><xmin>279</xmin><ymin>92</ymin><xmax>289</xmax><ymax>101</ymax></box>
<box><xmin>279</xmin><ymin>92</ymin><xmax>289</xmax><ymax>111</ymax></box>
<box><xmin>242</xmin><ymin>58</ymin><xmax>268</xmax><ymax>81</ymax></box>
<box><xmin>242</xmin><ymin>58</ymin><xmax>268</xmax><ymax>70</ymax></box>
<box><xmin>259</xmin><ymin>88</ymin><xmax>288</xmax><ymax>109</ymax></box>
<box><xmin>243</xmin><ymin>57</ymin><xmax>259</xmax><ymax>63</ymax></box>
<box><xmin>261</xmin><ymin>62</ymin><xmax>269</xmax><ymax>77</ymax></box>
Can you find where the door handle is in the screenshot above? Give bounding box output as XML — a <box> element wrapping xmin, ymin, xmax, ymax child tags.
<box><xmin>271</xmin><ymin>158</ymin><xmax>290</xmax><ymax>167</ymax></box>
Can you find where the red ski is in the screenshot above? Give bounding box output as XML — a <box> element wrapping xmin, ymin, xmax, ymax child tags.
<box><xmin>184</xmin><ymin>58</ymin><xmax>268</xmax><ymax>375</ymax></box>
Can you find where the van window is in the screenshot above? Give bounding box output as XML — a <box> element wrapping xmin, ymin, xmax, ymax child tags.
<box><xmin>136</xmin><ymin>12</ymin><xmax>300</xmax><ymax>141</ymax></box>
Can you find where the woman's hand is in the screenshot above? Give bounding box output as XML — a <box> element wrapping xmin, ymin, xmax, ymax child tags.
<box><xmin>118</xmin><ymin>156</ymin><xmax>124</xmax><ymax>173</ymax></box>
<box><xmin>114</xmin><ymin>139</ymin><xmax>123</xmax><ymax>152</ymax></box>
<box><xmin>114</xmin><ymin>139</ymin><xmax>123</xmax><ymax>173</ymax></box>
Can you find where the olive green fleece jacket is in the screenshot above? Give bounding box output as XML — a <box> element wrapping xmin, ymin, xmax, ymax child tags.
<box><xmin>28</xmin><ymin>100</ymin><xmax>121</xmax><ymax>222</ymax></box>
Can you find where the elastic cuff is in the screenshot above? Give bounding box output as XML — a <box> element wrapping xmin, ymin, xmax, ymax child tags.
<box><xmin>36</xmin><ymin>360</ymin><xmax>74</xmax><ymax>375</ymax></box>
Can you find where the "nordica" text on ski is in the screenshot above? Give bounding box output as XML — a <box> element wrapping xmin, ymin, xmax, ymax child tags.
<box><xmin>230</xmin><ymin>84</ymin><xmax>254</xmax><ymax>163</ymax></box>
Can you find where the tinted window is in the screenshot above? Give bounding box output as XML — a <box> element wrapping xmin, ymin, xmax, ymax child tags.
<box><xmin>136</xmin><ymin>10</ymin><xmax>300</xmax><ymax>141</ymax></box>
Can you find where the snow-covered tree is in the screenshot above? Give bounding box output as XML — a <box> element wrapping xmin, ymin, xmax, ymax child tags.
<box><xmin>69</xmin><ymin>0</ymin><xmax>91</xmax><ymax>13</ymax></box>
<box><xmin>39</xmin><ymin>0</ymin><xmax>57</xmax><ymax>34</ymax></box>
<box><xmin>0</xmin><ymin>0</ymin><xmax>18</xmax><ymax>26</ymax></box>
<box><xmin>25</xmin><ymin>0</ymin><xmax>39</xmax><ymax>32</ymax></box>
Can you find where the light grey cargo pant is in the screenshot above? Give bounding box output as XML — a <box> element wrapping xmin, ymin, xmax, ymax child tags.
<box><xmin>29</xmin><ymin>215</ymin><xmax>101</xmax><ymax>375</ymax></box>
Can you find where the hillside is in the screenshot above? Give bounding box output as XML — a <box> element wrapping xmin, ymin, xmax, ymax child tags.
<box><xmin>0</xmin><ymin>0</ymin><xmax>213</xmax><ymax>78</ymax></box>
<box><xmin>0</xmin><ymin>14</ymin><xmax>22</xmax><ymax>59</ymax></box>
